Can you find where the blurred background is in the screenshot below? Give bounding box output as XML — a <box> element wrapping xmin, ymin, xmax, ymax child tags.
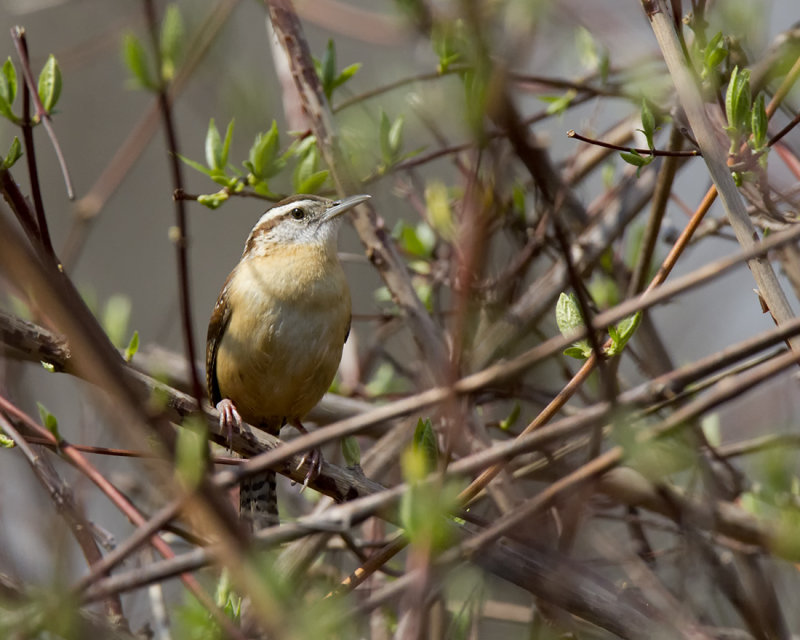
<box><xmin>2</xmin><ymin>0</ymin><xmax>800</xmax><ymax>637</ymax></box>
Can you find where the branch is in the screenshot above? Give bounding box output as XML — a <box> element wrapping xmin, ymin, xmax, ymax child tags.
<box><xmin>12</xmin><ymin>28</ymin><xmax>56</xmax><ymax>261</ymax></box>
<box><xmin>567</xmin><ymin>128</ymin><xmax>700</xmax><ymax>157</ymax></box>
<box><xmin>10</xmin><ymin>26</ymin><xmax>74</xmax><ymax>200</ymax></box>
<box><xmin>0</xmin><ymin>168</ymin><xmax>44</xmax><ymax>252</ymax></box>
<box><xmin>142</xmin><ymin>0</ymin><xmax>204</xmax><ymax>406</ymax></box>
<box><xmin>0</xmin><ymin>412</ymin><xmax>126</xmax><ymax>626</ymax></box>
<box><xmin>643</xmin><ymin>0</ymin><xmax>799</xmax><ymax>350</ymax></box>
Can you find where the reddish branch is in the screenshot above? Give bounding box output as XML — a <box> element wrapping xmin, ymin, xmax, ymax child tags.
<box><xmin>567</xmin><ymin>128</ymin><xmax>700</xmax><ymax>157</ymax></box>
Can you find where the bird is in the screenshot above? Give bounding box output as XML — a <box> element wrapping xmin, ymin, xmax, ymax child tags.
<box><xmin>206</xmin><ymin>193</ymin><xmax>370</xmax><ymax>530</ymax></box>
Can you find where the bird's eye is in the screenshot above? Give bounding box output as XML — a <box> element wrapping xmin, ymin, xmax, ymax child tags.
<box><xmin>291</xmin><ymin>207</ymin><xmax>305</xmax><ymax>220</ymax></box>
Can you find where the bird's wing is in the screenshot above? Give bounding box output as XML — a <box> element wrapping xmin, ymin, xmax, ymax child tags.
<box><xmin>206</xmin><ymin>275</ymin><xmax>234</xmax><ymax>405</ymax></box>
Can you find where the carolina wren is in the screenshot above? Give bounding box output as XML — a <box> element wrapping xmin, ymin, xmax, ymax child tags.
<box><xmin>206</xmin><ymin>193</ymin><xmax>370</xmax><ymax>529</ymax></box>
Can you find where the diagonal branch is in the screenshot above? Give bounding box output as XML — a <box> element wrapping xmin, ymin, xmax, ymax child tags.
<box><xmin>0</xmin><ymin>411</ymin><xmax>126</xmax><ymax>626</ymax></box>
<box><xmin>643</xmin><ymin>0</ymin><xmax>799</xmax><ymax>351</ymax></box>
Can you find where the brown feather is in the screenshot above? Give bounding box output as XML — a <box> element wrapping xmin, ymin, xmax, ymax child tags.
<box><xmin>206</xmin><ymin>275</ymin><xmax>233</xmax><ymax>406</ymax></box>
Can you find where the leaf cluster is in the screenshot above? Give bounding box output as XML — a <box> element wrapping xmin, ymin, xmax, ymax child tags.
<box><xmin>178</xmin><ymin>118</ymin><xmax>331</xmax><ymax>208</ymax></box>
<box><xmin>555</xmin><ymin>292</ymin><xmax>641</xmax><ymax>360</ymax></box>
<box><xmin>0</xmin><ymin>53</ymin><xmax>63</xmax><ymax>169</ymax></box>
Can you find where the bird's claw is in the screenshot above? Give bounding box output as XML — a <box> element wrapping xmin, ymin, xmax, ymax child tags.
<box><xmin>294</xmin><ymin>447</ymin><xmax>323</xmax><ymax>493</ymax></box>
<box><xmin>216</xmin><ymin>398</ymin><xmax>242</xmax><ymax>451</ymax></box>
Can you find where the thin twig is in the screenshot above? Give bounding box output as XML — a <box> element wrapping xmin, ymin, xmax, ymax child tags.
<box><xmin>628</xmin><ymin>125</ymin><xmax>684</xmax><ymax>296</ymax></box>
<box><xmin>567</xmin><ymin>128</ymin><xmax>699</xmax><ymax>157</ymax></box>
<box><xmin>0</xmin><ymin>395</ymin><xmax>247</xmax><ymax>640</ymax></box>
<box><xmin>767</xmin><ymin>110</ymin><xmax>800</xmax><ymax>148</ymax></box>
<box><xmin>142</xmin><ymin>0</ymin><xmax>204</xmax><ymax>405</ymax></box>
<box><xmin>20</xmin><ymin>435</ymin><xmax>240</xmax><ymax>465</ymax></box>
<box><xmin>0</xmin><ymin>168</ymin><xmax>42</xmax><ymax>247</ymax></box>
<box><xmin>13</xmin><ymin>28</ymin><xmax>56</xmax><ymax>261</ymax></box>
<box><xmin>0</xmin><ymin>410</ymin><xmax>127</xmax><ymax>626</ymax></box>
<box><xmin>173</xmin><ymin>186</ymin><xmax>281</xmax><ymax>204</ymax></box>
<box><xmin>10</xmin><ymin>26</ymin><xmax>74</xmax><ymax>199</ymax></box>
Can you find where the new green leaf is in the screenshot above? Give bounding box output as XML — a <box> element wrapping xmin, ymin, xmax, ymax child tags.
<box><xmin>606</xmin><ymin>311</ymin><xmax>642</xmax><ymax>357</ymax></box>
<box><xmin>197</xmin><ymin>191</ymin><xmax>229</xmax><ymax>209</ymax></box>
<box><xmin>702</xmin><ymin>32</ymin><xmax>727</xmax><ymax>80</ymax></box>
<box><xmin>177</xmin><ymin>153</ymin><xmax>214</xmax><ymax>177</ymax></box>
<box><xmin>539</xmin><ymin>90</ymin><xmax>576</xmax><ymax>116</ymax></box>
<box><xmin>425</xmin><ymin>180</ymin><xmax>455</xmax><ymax>241</ymax></box>
<box><xmin>245</xmin><ymin>121</ymin><xmax>283</xmax><ymax>179</ymax></box>
<box><xmin>576</xmin><ymin>26</ymin><xmax>599</xmax><ymax>71</ymax></box>
<box><xmin>321</xmin><ymin>39</ymin><xmax>336</xmax><ymax>102</ymax></box>
<box><xmin>413</xmin><ymin>418</ymin><xmax>439</xmax><ymax>474</ymax></box>
<box><xmin>37</xmin><ymin>55</ymin><xmax>62</xmax><ymax>114</ymax></box>
<box><xmin>37</xmin><ymin>402</ymin><xmax>61</xmax><ymax>441</ymax></box>
<box><xmin>556</xmin><ymin>292</ymin><xmax>584</xmax><ymax>333</ymax></box>
<box><xmin>124</xmin><ymin>330</ymin><xmax>140</xmax><ymax>362</ymax></box>
<box><xmin>751</xmin><ymin>92</ymin><xmax>768</xmax><ymax>150</ymax></box>
<box><xmin>205</xmin><ymin>118</ymin><xmax>233</xmax><ymax>172</ymax></box>
<box><xmin>175</xmin><ymin>417</ymin><xmax>208</xmax><ymax>488</ymax></box>
<box><xmin>725</xmin><ymin>66</ymin><xmax>751</xmax><ymax>150</ymax></box>
<box><xmin>639</xmin><ymin>100</ymin><xmax>655</xmax><ymax>150</ymax></box>
<box><xmin>341</xmin><ymin>436</ymin><xmax>361</xmax><ymax>467</ymax></box>
<box><xmin>0</xmin><ymin>58</ymin><xmax>17</xmax><ymax>105</ymax></box>
<box><xmin>1</xmin><ymin>136</ymin><xmax>22</xmax><ymax>170</ymax></box>
<box><xmin>334</xmin><ymin>63</ymin><xmax>361</xmax><ymax>89</ymax></box>
<box><xmin>431</xmin><ymin>20</ymin><xmax>464</xmax><ymax>72</ymax></box>
<box><xmin>498</xmin><ymin>403</ymin><xmax>521</xmax><ymax>431</ymax></box>
<box><xmin>556</xmin><ymin>292</ymin><xmax>593</xmax><ymax>359</ymax></box>
<box><xmin>388</xmin><ymin>115</ymin><xmax>404</xmax><ymax>157</ymax></box>
<box><xmin>295</xmin><ymin>169</ymin><xmax>328</xmax><ymax>195</ymax></box>
<box><xmin>0</xmin><ymin>58</ymin><xmax>18</xmax><ymax>122</ymax></box>
<box><xmin>315</xmin><ymin>39</ymin><xmax>360</xmax><ymax>102</ymax></box>
<box><xmin>160</xmin><ymin>3</ymin><xmax>184</xmax><ymax>81</ymax></box>
<box><xmin>102</xmin><ymin>294</ymin><xmax>131</xmax><ymax>348</ymax></box>
<box><xmin>123</xmin><ymin>33</ymin><xmax>156</xmax><ymax>90</ymax></box>
<box><xmin>379</xmin><ymin>111</ymin><xmax>405</xmax><ymax>166</ymax></box>
<box><xmin>620</xmin><ymin>149</ymin><xmax>653</xmax><ymax>176</ymax></box>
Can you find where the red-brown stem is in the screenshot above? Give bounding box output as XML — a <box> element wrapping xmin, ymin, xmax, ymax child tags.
<box><xmin>568</xmin><ymin>128</ymin><xmax>700</xmax><ymax>157</ymax></box>
<box><xmin>12</xmin><ymin>29</ymin><xmax>56</xmax><ymax>261</ymax></box>
<box><xmin>0</xmin><ymin>395</ymin><xmax>245</xmax><ymax>640</ymax></box>
<box><xmin>141</xmin><ymin>0</ymin><xmax>205</xmax><ymax>407</ymax></box>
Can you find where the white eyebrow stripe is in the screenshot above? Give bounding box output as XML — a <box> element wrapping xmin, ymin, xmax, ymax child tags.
<box><xmin>254</xmin><ymin>199</ymin><xmax>322</xmax><ymax>227</ymax></box>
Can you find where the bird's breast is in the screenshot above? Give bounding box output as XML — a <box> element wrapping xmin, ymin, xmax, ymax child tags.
<box><xmin>214</xmin><ymin>247</ymin><xmax>351</xmax><ymax>427</ymax></box>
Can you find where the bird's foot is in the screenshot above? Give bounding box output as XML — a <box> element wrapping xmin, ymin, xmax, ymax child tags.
<box><xmin>291</xmin><ymin>420</ymin><xmax>323</xmax><ymax>492</ymax></box>
<box><xmin>296</xmin><ymin>447</ymin><xmax>324</xmax><ymax>492</ymax></box>
<box><xmin>216</xmin><ymin>398</ymin><xmax>242</xmax><ymax>451</ymax></box>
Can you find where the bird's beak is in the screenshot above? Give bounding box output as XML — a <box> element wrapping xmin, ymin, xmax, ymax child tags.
<box><xmin>322</xmin><ymin>194</ymin><xmax>371</xmax><ymax>222</ymax></box>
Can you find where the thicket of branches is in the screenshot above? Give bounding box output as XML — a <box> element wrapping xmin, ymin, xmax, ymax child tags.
<box><xmin>2</xmin><ymin>0</ymin><xmax>800</xmax><ymax>638</ymax></box>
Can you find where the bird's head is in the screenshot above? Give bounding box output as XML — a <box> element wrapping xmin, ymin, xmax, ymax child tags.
<box><xmin>242</xmin><ymin>193</ymin><xmax>370</xmax><ymax>258</ymax></box>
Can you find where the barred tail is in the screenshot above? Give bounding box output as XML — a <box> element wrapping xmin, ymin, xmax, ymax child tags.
<box><xmin>239</xmin><ymin>470</ymin><xmax>278</xmax><ymax>530</ymax></box>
